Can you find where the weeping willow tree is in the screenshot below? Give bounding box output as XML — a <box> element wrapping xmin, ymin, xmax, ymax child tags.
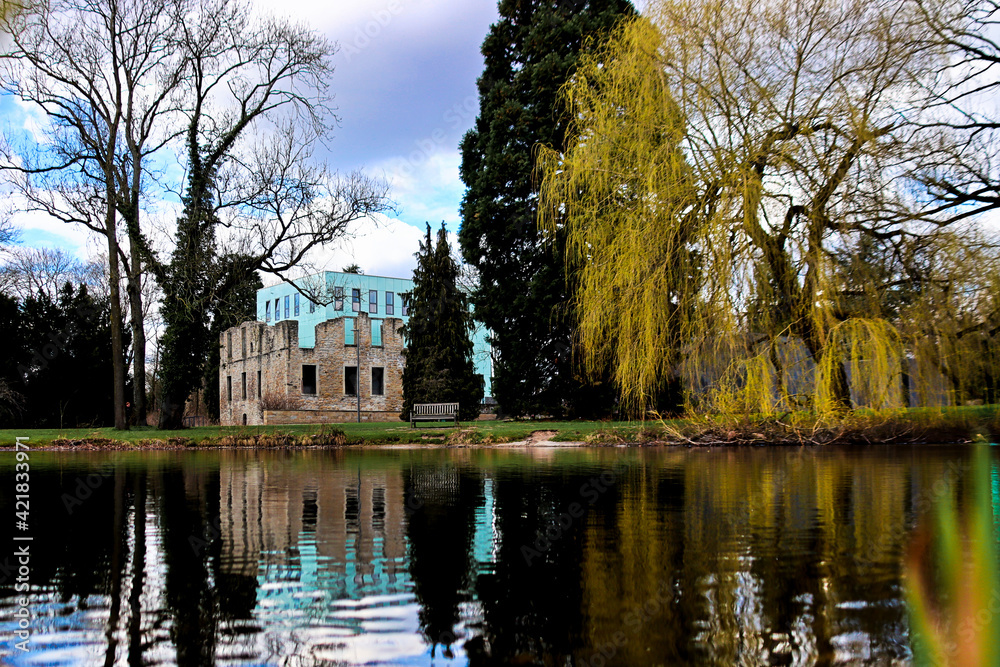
<box><xmin>538</xmin><ymin>0</ymin><xmax>1000</xmax><ymax>420</ymax></box>
<box><xmin>536</xmin><ymin>19</ymin><xmax>700</xmax><ymax>413</ymax></box>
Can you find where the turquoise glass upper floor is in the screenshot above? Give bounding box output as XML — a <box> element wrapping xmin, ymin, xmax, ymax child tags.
<box><xmin>258</xmin><ymin>271</ymin><xmax>415</xmax><ymax>339</ymax></box>
<box><xmin>256</xmin><ymin>270</ymin><xmax>493</xmax><ymax>398</ymax></box>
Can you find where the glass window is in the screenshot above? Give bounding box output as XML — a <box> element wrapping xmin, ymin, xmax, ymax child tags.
<box><xmin>371</xmin><ymin>320</ymin><xmax>382</xmax><ymax>347</ymax></box>
<box><xmin>302</xmin><ymin>365</ymin><xmax>317</xmax><ymax>395</ymax></box>
<box><xmin>284</xmin><ymin>295</ymin><xmax>290</xmax><ymax>319</ymax></box>
<box><xmin>335</xmin><ymin>286</ymin><xmax>344</xmax><ymax>310</ymax></box>
<box><xmin>352</xmin><ymin>288</ymin><xmax>361</xmax><ymax>312</ymax></box>
<box><xmin>386</xmin><ymin>291</ymin><xmax>395</xmax><ymax>315</ymax></box>
<box><xmin>345</xmin><ymin>317</ymin><xmax>355</xmax><ymax>345</ymax></box>
<box><xmin>265</xmin><ymin>301</ymin><xmax>271</xmax><ymax>322</ymax></box>
<box><xmin>309</xmin><ymin>299</ymin><xmax>315</xmax><ymax>313</ymax></box>
<box><xmin>294</xmin><ymin>293</ymin><xmax>300</xmax><ymax>316</ymax></box>
<box><xmin>401</xmin><ymin>295</ymin><xmax>409</xmax><ymax>317</ymax></box>
<box><xmin>345</xmin><ymin>366</ymin><xmax>358</xmax><ymax>396</ymax></box>
<box><xmin>371</xmin><ymin>368</ymin><xmax>384</xmax><ymax>396</ymax></box>
<box><xmin>369</xmin><ymin>290</ymin><xmax>377</xmax><ymax>314</ymax></box>
<box><xmin>275</xmin><ymin>298</ymin><xmax>280</xmax><ymax>321</ymax></box>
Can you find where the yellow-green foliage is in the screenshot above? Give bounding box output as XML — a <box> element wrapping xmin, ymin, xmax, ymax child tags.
<box><xmin>906</xmin><ymin>445</ymin><xmax>1000</xmax><ymax>666</ymax></box>
<box><xmin>536</xmin><ymin>17</ymin><xmax>708</xmax><ymax>413</ymax></box>
<box><xmin>0</xmin><ymin>0</ymin><xmax>27</xmax><ymax>26</ymax></box>
<box><xmin>537</xmin><ymin>1</ymin><xmax>1000</xmax><ymax>420</ymax></box>
<box><xmin>815</xmin><ymin>318</ymin><xmax>905</xmax><ymax>413</ymax></box>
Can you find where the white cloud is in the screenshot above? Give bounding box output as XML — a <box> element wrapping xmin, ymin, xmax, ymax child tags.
<box><xmin>370</xmin><ymin>149</ymin><xmax>465</xmax><ymax>230</ymax></box>
<box><xmin>6</xmin><ymin>205</ymin><xmax>99</xmax><ymax>260</ymax></box>
<box><xmin>259</xmin><ymin>214</ymin><xmax>424</xmax><ymax>283</ymax></box>
<box><xmin>0</xmin><ymin>90</ymin><xmax>55</xmax><ymax>148</ymax></box>
<box><xmin>261</xmin><ymin>212</ymin><xmax>467</xmax><ymax>286</ymax></box>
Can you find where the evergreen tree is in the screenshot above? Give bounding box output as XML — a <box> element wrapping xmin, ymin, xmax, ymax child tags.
<box><xmin>0</xmin><ymin>292</ymin><xmax>25</xmax><ymax>422</ymax></box>
<box><xmin>401</xmin><ymin>224</ymin><xmax>484</xmax><ymax>422</ymax></box>
<box><xmin>0</xmin><ymin>283</ymin><xmax>124</xmax><ymax>428</ymax></box>
<box><xmin>155</xmin><ymin>142</ymin><xmax>223</xmax><ymax>428</ymax></box>
<box><xmin>203</xmin><ymin>257</ymin><xmax>263</xmax><ymax>421</ymax></box>
<box><xmin>458</xmin><ymin>0</ymin><xmax>634</xmax><ymax>417</ymax></box>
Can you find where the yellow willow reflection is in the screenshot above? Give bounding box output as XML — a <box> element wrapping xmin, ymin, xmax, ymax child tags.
<box><xmin>576</xmin><ymin>449</ymin><xmax>957</xmax><ymax>665</ymax></box>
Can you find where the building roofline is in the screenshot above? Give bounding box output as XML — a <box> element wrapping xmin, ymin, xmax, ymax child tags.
<box><xmin>261</xmin><ymin>270</ymin><xmax>414</xmax><ymax>290</ymax></box>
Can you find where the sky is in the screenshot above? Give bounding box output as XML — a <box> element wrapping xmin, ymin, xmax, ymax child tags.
<box><xmin>4</xmin><ymin>0</ymin><xmax>502</xmax><ymax>280</ymax></box>
<box><xmin>274</xmin><ymin>0</ymin><xmax>501</xmax><ymax>278</ymax></box>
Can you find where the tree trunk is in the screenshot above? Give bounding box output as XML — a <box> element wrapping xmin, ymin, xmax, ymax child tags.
<box><xmin>799</xmin><ymin>318</ymin><xmax>852</xmax><ymax>412</ymax></box>
<box><xmin>127</xmin><ymin>252</ymin><xmax>146</xmax><ymax>425</ymax></box>
<box><xmin>827</xmin><ymin>357</ymin><xmax>852</xmax><ymax>411</ymax></box>
<box><xmin>106</xmin><ymin>0</ymin><xmax>128</xmax><ymax>430</ymax></box>
<box><xmin>125</xmin><ymin>150</ymin><xmax>148</xmax><ymax>426</ymax></box>
<box><xmin>901</xmin><ymin>356</ymin><xmax>911</xmax><ymax>408</ymax></box>
<box><xmin>157</xmin><ymin>389</ymin><xmax>187</xmax><ymax>429</ymax></box>
<box><xmin>105</xmin><ymin>206</ymin><xmax>129</xmax><ymax>430</ymax></box>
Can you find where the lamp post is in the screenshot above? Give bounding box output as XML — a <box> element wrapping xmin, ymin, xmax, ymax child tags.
<box><xmin>357</xmin><ymin>321</ymin><xmax>361</xmax><ymax>423</ymax></box>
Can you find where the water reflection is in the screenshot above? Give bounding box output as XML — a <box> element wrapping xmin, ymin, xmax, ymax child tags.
<box><xmin>0</xmin><ymin>446</ymin><xmax>988</xmax><ymax>665</ymax></box>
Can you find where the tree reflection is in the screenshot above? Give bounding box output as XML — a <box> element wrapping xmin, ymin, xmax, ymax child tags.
<box><xmin>0</xmin><ymin>447</ymin><xmax>984</xmax><ymax>666</ymax></box>
<box><xmin>404</xmin><ymin>464</ymin><xmax>483</xmax><ymax>657</ymax></box>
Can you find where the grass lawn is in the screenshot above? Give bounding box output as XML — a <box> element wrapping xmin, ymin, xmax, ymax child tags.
<box><xmin>0</xmin><ymin>419</ymin><xmax>657</xmax><ymax>447</ymax></box>
<box><xmin>1</xmin><ymin>405</ymin><xmax>995</xmax><ymax>448</ymax></box>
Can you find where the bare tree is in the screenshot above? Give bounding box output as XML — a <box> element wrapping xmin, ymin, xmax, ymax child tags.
<box><xmin>909</xmin><ymin>0</ymin><xmax>1000</xmax><ymax>220</ymax></box>
<box><xmin>0</xmin><ymin>246</ymin><xmax>102</xmax><ymax>300</ymax></box>
<box><xmin>3</xmin><ymin>0</ymin><xmax>132</xmax><ymax>428</ymax></box>
<box><xmin>150</xmin><ymin>0</ymin><xmax>391</xmax><ymax>428</ymax></box>
<box><xmin>0</xmin><ymin>218</ymin><xmax>16</xmax><ymax>246</ymax></box>
<box><xmin>0</xmin><ymin>0</ymin><xmax>188</xmax><ymax>428</ymax></box>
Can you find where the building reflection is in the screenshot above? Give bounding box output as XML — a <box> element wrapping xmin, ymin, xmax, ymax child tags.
<box><xmin>0</xmin><ymin>447</ymin><xmax>991</xmax><ymax>667</ymax></box>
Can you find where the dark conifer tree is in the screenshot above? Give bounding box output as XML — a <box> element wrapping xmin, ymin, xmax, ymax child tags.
<box><xmin>400</xmin><ymin>224</ymin><xmax>484</xmax><ymax>422</ymax></box>
<box><xmin>0</xmin><ymin>292</ymin><xmax>25</xmax><ymax>422</ymax></box>
<box><xmin>459</xmin><ymin>0</ymin><xmax>634</xmax><ymax>417</ymax></box>
<box><xmin>1</xmin><ymin>283</ymin><xmax>124</xmax><ymax>428</ymax></box>
<box><xmin>155</xmin><ymin>140</ymin><xmax>222</xmax><ymax>428</ymax></box>
<box><xmin>203</xmin><ymin>258</ymin><xmax>262</xmax><ymax>421</ymax></box>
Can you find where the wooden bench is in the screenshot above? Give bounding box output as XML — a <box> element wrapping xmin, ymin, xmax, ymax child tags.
<box><xmin>410</xmin><ymin>402</ymin><xmax>459</xmax><ymax>428</ymax></box>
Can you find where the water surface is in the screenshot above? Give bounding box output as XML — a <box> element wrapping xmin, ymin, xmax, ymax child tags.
<box><xmin>0</xmin><ymin>445</ymin><xmax>991</xmax><ymax>666</ymax></box>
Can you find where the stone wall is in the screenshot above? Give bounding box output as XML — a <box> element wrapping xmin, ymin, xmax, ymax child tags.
<box><xmin>219</xmin><ymin>313</ymin><xmax>405</xmax><ymax>426</ymax></box>
<box><xmin>263</xmin><ymin>409</ymin><xmax>402</xmax><ymax>424</ymax></box>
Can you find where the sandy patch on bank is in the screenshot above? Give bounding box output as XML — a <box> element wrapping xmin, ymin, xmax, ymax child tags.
<box><xmin>375</xmin><ymin>430</ymin><xmax>588</xmax><ymax>448</ymax></box>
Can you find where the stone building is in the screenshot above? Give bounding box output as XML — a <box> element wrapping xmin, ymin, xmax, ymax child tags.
<box><xmin>219</xmin><ymin>312</ymin><xmax>405</xmax><ymax>425</ymax></box>
<box><xmin>219</xmin><ymin>270</ymin><xmax>493</xmax><ymax>426</ymax></box>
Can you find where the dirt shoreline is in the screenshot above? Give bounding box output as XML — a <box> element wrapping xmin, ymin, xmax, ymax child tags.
<box><xmin>1</xmin><ymin>425</ymin><xmax>994</xmax><ymax>451</ymax></box>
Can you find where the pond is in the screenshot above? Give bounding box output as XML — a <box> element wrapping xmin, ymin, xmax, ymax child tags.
<box><xmin>0</xmin><ymin>445</ymin><xmax>993</xmax><ymax>666</ymax></box>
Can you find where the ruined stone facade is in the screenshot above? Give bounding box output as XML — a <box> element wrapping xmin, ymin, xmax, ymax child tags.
<box><xmin>219</xmin><ymin>312</ymin><xmax>405</xmax><ymax>425</ymax></box>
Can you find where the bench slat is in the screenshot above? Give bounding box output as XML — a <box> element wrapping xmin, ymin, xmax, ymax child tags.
<box><xmin>410</xmin><ymin>402</ymin><xmax>460</xmax><ymax>428</ymax></box>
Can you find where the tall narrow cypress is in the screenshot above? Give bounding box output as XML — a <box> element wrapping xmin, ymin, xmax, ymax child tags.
<box><xmin>401</xmin><ymin>224</ymin><xmax>484</xmax><ymax>423</ymax></box>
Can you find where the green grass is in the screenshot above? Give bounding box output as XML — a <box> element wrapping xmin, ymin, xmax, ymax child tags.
<box><xmin>0</xmin><ymin>404</ymin><xmax>995</xmax><ymax>448</ymax></box>
<box><xmin>0</xmin><ymin>419</ymin><xmax>657</xmax><ymax>447</ymax></box>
